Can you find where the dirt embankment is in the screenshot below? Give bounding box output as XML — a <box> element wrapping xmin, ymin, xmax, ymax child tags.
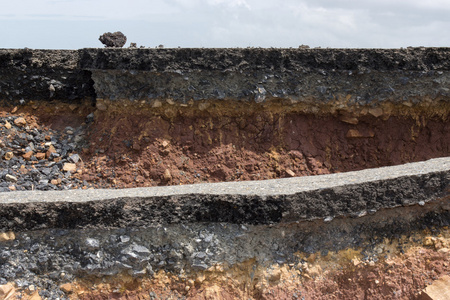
<box><xmin>7</xmin><ymin>100</ymin><xmax>446</xmax><ymax>189</ymax></box>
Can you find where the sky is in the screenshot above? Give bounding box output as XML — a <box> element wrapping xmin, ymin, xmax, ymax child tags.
<box><xmin>1</xmin><ymin>0</ymin><xmax>449</xmax><ymax>49</ymax></box>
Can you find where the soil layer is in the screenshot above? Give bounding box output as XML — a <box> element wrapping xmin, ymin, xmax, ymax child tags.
<box><xmin>5</xmin><ymin>228</ymin><xmax>449</xmax><ymax>300</ymax></box>
<box><xmin>3</xmin><ymin>100</ymin><xmax>448</xmax><ymax>189</ymax></box>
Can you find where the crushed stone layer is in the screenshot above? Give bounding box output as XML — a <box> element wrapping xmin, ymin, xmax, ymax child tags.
<box><xmin>1</xmin><ymin>216</ymin><xmax>449</xmax><ymax>299</ymax></box>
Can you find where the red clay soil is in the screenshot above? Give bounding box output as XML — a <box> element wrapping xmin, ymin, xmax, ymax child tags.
<box><xmin>1</xmin><ymin>101</ymin><xmax>449</xmax><ymax>189</ymax></box>
<box><xmin>80</xmin><ymin>103</ymin><xmax>450</xmax><ymax>188</ymax></box>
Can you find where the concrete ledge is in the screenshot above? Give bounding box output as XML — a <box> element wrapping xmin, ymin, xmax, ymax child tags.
<box><xmin>0</xmin><ymin>157</ymin><xmax>448</xmax><ymax>231</ymax></box>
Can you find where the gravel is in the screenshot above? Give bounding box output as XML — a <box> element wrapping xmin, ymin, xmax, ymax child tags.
<box><xmin>0</xmin><ymin>115</ymin><xmax>91</xmax><ymax>192</ymax></box>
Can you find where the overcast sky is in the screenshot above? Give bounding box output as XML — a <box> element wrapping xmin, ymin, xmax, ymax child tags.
<box><xmin>1</xmin><ymin>0</ymin><xmax>449</xmax><ymax>49</ymax></box>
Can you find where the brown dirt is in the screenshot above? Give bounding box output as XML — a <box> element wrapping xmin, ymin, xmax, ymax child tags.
<box><xmin>3</xmin><ymin>100</ymin><xmax>448</xmax><ymax>189</ymax></box>
<box><xmin>74</xmin><ymin>101</ymin><xmax>450</xmax><ymax>188</ymax></box>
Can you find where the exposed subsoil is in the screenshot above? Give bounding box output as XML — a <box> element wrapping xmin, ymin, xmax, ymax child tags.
<box><xmin>6</xmin><ymin>228</ymin><xmax>449</xmax><ymax>299</ymax></box>
<box><xmin>1</xmin><ymin>100</ymin><xmax>448</xmax><ymax>190</ymax></box>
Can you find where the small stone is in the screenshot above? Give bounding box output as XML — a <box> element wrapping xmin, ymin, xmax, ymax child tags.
<box><xmin>152</xmin><ymin>100</ymin><xmax>162</xmax><ymax>108</ymax></box>
<box><xmin>35</xmin><ymin>152</ymin><xmax>46</xmax><ymax>160</ymax></box>
<box><xmin>69</xmin><ymin>104</ymin><xmax>78</xmax><ymax>111</ymax></box>
<box><xmin>5</xmin><ymin>174</ymin><xmax>18</xmax><ymax>183</ymax></box>
<box><xmin>69</xmin><ymin>154</ymin><xmax>80</xmax><ymax>163</ymax></box>
<box><xmin>14</xmin><ymin>117</ymin><xmax>27</xmax><ymax>127</ymax></box>
<box><xmin>23</xmin><ymin>151</ymin><xmax>33</xmax><ymax>161</ymax></box>
<box><xmin>60</xmin><ymin>283</ymin><xmax>73</xmax><ymax>293</ymax></box>
<box><xmin>163</xmin><ymin>169</ymin><xmax>172</xmax><ymax>181</ymax></box>
<box><xmin>0</xmin><ymin>283</ymin><xmax>15</xmax><ymax>297</ymax></box>
<box><xmin>161</xmin><ymin>140</ymin><xmax>169</xmax><ymax>148</ymax></box>
<box><xmin>8</xmin><ymin>185</ymin><xmax>16</xmax><ymax>191</ymax></box>
<box><xmin>11</xmin><ymin>106</ymin><xmax>18</xmax><ymax>113</ymax></box>
<box><xmin>51</xmin><ymin>179</ymin><xmax>59</xmax><ymax>185</ymax></box>
<box><xmin>340</xmin><ymin>115</ymin><xmax>359</xmax><ymax>125</ymax></box>
<box><xmin>4</xmin><ymin>152</ymin><xmax>14</xmax><ymax>160</ymax></box>
<box><xmin>351</xmin><ymin>258</ymin><xmax>361</xmax><ymax>266</ymax></box>
<box><xmin>85</xmin><ymin>238</ymin><xmax>100</xmax><ymax>249</ymax></box>
<box><xmin>63</xmin><ymin>163</ymin><xmax>77</xmax><ymax>172</ymax></box>
<box><xmin>368</xmin><ymin>107</ymin><xmax>384</xmax><ymax>118</ymax></box>
<box><xmin>28</xmin><ymin>285</ymin><xmax>35</xmax><ymax>291</ymax></box>
<box><xmin>4</xmin><ymin>121</ymin><xmax>11</xmax><ymax>129</ymax></box>
<box><xmin>346</xmin><ymin>129</ymin><xmax>363</xmax><ymax>138</ymax></box>
<box><xmin>424</xmin><ymin>236</ymin><xmax>435</xmax><ymax>246</ymax></box>
<box><xmin>46</xmin><ymin>145</ymin><xmax>57</xmax><ymax>158</ymax></box>
<box><xmin>0</xmin><ymin>231</ymin><xmax>15</xmax><ymax>242</ymax></box>
<box><xmin>195</xmin><ymin>275</ymin><xmax>205</xmax><ymax>284</ymax></box>
<box><xmin>285</xmin><ymin>169</ymin><xmax>295</xmax><ymax>177</ymax></box>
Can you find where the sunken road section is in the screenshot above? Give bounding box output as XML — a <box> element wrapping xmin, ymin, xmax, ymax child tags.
<box><xmin>0</xmin><ymin>157</ymin><xmax>448</xmax><ymax>231</ymax></box>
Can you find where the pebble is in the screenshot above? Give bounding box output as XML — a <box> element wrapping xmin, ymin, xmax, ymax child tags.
<box><xmin>69</xmin><ymin>154</ymin><xmax>80</xmax><ymax>163</ymax></box>
<box><xmin>286</xmin><ymin>169</ymin><xmax>296</xmax><ymax>177</ymax></box>
<box><xmin>4</xmin><ymin>152</ymin><xmax>14</xmax><ymax>160</ymax></box>
<box><xmin>63</xmin><ymin>163</ymin><xmax>77</xmax><ymax>172</ymax></box>
<box><xmin>0</xmin><ymin>231</ymin><xmax>15</xmax><ymax>242</ymax></box>
<box><xmin>22</xmin><ymin>151</ymin><xmax>33</xmax><ymax>161</ymax></box>
<box><xmin>5</xmin><ymin>174</ymin><xmax>17</xmax><ymax>183</ymax></box>
<box><xmin>60</xmin><ymin>283</ymin><xmax>73</xmax><ymax>293</ymax></box>
<box><xmin>13</xmin><ymin>117</ymin><xmax>27</xmax><ymax>127</ymax></box>
<box><xmin>163</xmin><ymin>169</ymin><xmax>172</xmax><ymax>181</ymax></box>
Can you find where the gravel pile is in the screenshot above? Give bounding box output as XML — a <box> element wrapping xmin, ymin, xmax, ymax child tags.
<box><xmin>0</xmin><ymin>115</ymin><xmax>92</xmax><ymax>192</ymax></box>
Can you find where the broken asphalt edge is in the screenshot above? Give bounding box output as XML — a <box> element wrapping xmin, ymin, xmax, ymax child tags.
<box><xmin>0</xmin><ymin>156</ymin><xmax>448</xmax><ymax>231</ymax></box>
